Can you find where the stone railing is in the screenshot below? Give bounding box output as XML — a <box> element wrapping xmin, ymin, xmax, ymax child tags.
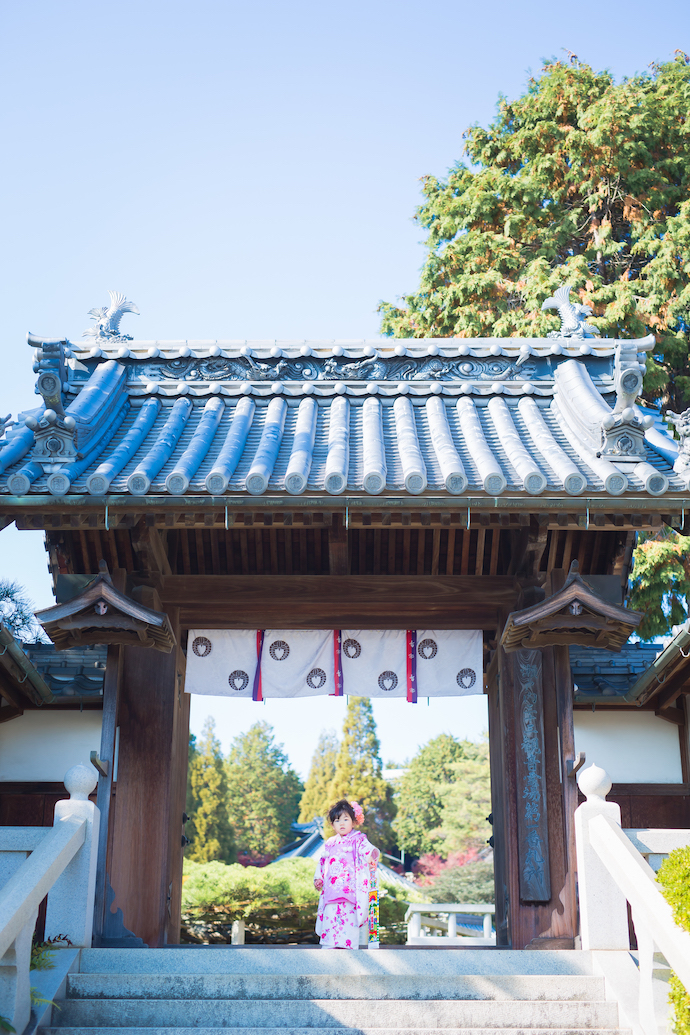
<box><xmin>405</xmin><ymin>903</ymin><xmax>495</xmax><ymax>945</ymax></box>
<box><xmin>575</xmin><ymin>763</ymin><xmax>690</xmax><ymax>1035</ymax></box>
<box><xmin>0</xmin><ymin>764</ymin><xmax>99</xmax><ymax>1034</ymax></box>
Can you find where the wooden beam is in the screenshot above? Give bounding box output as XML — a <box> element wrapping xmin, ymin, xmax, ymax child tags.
<box><xmin>0</xmin><ymin>673</ymin><xmax>28</xmax><ymax>711</ymax></box>
<box><xmin>0</xmin><ymin>704</ymin><xmax>23</xmax><ymax>723</ymax></box>
<box><xmin>328</xmin><ymin>514</ymin><xmax>348</xmax><ymax>575</ymax></box>
<box><xmin>656</xmin><ymin>704</ymin><xmax>685</xmax><ymax>725</ymax></box>
<box><xmin>131</xmin><ymin>520</ymin><xmax>172</xmax><ymax>577</ymax></box>
<box><xmin>655</xmin><ymin>682</ymin><xmax>686</xmax><ymax>712</ymax></box>
<box><xmin>159</xmin><ymin>574</ymin><xmax>519</xmax><ymax>630</ymax></box>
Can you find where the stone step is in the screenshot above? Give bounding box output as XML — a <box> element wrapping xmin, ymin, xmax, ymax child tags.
<box><xmin>66</xmin><ymin>974</ymin><xmax>607</xmax><ymax>1002</ymax></box>
<box><xmin>77</xmin><ymin>949</ymin><xmax>596</xmax><ymax>977</ymax></box>
<box><xmin>43</xmin><ymin>1028</ymin><xmax>632</xmax><ymax>1035</ymax></box>
<box><xmin>51</xmin><ymin>998</ymin><xmax>621</xmax><ymax>1029</ymax></box>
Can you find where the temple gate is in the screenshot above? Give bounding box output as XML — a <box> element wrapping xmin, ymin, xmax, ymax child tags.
<box><xmin>0</xmin><ymin>289</ymin><xmax>685</xmax><ymax>948</ymax></box>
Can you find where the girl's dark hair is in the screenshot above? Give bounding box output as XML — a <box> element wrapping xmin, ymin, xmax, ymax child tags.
<box><xmin>328</xmin><ymin>799</ymin><xmax>356</xmax><ymax>825</ymax></box>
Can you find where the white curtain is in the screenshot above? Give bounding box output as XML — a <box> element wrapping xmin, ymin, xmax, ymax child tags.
<box><xmin>185</xmin><ymin>628</ymin><xmax>483</xmax><ymax>700</ymax></box>
<box><xmin>415</xmin><ymin>629</ymin><xmax>483</xmax><ymax>697</ymax></box>
<box><xmin>339</xmin><ymin>629</ymin><xmax>408</xmax><ymax>698</ymax></box>
<box><xmin>260</xmin><ymin>629</ymin><xmax>336</xmax><ymax>699</ymax></box>
<box><xmin>185</xmin><ymin>629</ymin><xmax>258</xmax><ymax>698</ymax></box>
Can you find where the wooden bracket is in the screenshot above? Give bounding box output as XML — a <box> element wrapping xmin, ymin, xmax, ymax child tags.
<box><xmin>90</xmin><ymin>751</ymin><xmax>109</xmax><ymax>778</ymax></box>
<box><xmin>566</xmin><ymin>752</ymin><xmax>586</xmax><ymax>777</ymax></box>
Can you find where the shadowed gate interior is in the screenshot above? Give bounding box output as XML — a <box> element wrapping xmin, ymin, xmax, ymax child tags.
<box><xmin>31</xmin><ymin>514</ymin><xmax>639</xmax><ymax>950</ymax></box>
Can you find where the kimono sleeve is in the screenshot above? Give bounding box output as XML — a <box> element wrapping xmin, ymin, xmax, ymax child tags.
<box><xmin>314</xmin><ymin>844</ymin><xmax>327</xmax><ymax>885</ymax></box>
<box><xmin>354</xmin><ymin>835</ymin><xmax>380</xmax><ymax>927</ymax></box>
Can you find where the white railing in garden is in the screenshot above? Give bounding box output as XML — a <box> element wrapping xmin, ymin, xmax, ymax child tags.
<box><xmin>0</xmin><ymin>764</ymin><xmax>99</xmax><ymax>1035</ymax></box>
<box><xmin>405</xmin><ymin>902</ymin><xmax>495</xmax><ymax>944</ymax></box>
<box><xmin>575</xmin><ymin>762</ymin><xmax>690</xmax><ymax>1035</ymax></box>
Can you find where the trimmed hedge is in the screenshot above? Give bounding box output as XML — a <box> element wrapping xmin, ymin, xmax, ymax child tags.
<box><xmin>657</xmin><ymin>846</ymin><xmax>690</xmax><ymax>1035</ymax></box>
<box><xmin>181</xmin><ymin>857</ymin><xmax>415</xmax><ymax>944</ymax></box>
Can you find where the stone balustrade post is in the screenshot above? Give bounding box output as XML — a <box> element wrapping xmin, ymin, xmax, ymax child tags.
<box><xmin>45</xmin><ymin>764</ymin><xmax>100</xmax><ymax>947</ymax></box>
<box><xmin>574</xmin><ymin>763</ymin><xmax>629</xmax><ymax>950</ymax></box>
<box><xmin>0</xmin><ymin>913</ymin><xmax>34</xmax><ymax>1035</ymax></box>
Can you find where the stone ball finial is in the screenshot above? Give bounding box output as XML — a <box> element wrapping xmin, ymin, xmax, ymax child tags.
<box><xmin>64</xmin><ymin>763</ymin><xmax>98</xmax><ymax>800</ymax></box>
<box><xmin>577</xmin><ymin>762</ymin><xmax>612</xmax><ymax>801</ymax></box>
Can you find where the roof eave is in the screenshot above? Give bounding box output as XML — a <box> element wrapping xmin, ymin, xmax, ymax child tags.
<box><xmin>624</xmin><ymin>624</ymin><xmax>690</xmax><ymax>705</ymax></box>
<box><xmin>0</xmin><ymin>624</ymin><xmax>55</xmax><ymax>704</ymax></box>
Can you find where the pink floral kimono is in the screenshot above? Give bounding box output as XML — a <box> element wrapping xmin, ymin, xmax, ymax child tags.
<box><xmin>314</xmin><ymin>830</ymin><xmax>380</xmax><ymax>949</ymax></box>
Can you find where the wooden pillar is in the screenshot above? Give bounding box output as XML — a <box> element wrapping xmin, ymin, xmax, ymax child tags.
<box><xmin>92</xmin><ymin>643</ymin><xmax>122</xmax><ymax>944</ymax></box>
<box><xmin>491</xmin><ymin>642</ymin><xmax>577</xmax><ymax>948</ymax></box>
<box><xmin>107</xmin><ymin>608</ymin><xmax>189</xmax><ymax>946</ymax></box>
<box><xmin>487</xmin><ymin>655</ymin><xmax>509</xmax><ymax>946</ymax></box>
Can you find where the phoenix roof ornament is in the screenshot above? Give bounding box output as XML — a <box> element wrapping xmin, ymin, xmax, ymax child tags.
<box><xmin>83</xmin><ymin>291</ymin><xmax>140</xmax><ymax>343</ymax></box>
<box><xmin>541</xmin><ymin>284</ymin><xmax>600</xmax><ymax>339</ymax></box>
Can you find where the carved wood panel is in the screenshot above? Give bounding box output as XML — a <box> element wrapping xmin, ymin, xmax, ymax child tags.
<box><xmin>515</xmin><ymin>648</ymin><xmax>551</xmax><ymax>902</ymax></box>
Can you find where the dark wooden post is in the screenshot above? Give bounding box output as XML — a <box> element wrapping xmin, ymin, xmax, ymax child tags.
<box><xmin>107</xmin><ymin>608</ymin><xmax>189</xmax><ymax>946</ymax></box>
<box><xmin>491</xmin><ymin>642</ymin><xmax>577</xmax><ymax>948</ymax></box>
<box><xmin>92</xmin><ymin>643</ymin><xmax>122</xmax><ymax>944</ymax></box>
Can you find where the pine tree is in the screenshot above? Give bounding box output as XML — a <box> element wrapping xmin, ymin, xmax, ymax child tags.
<box><xmin>628</xmin><ymin>528</ymin><xmax>690</xmax><ymax>638</ymax></box>
<box><xmin>0</xmin><ymin>578</ymin><xmax>47</xmax><ymax>642</ymax></box>
<box><xmin>379</xmin><ymin>54</ymin><xmax>690</xmax><ymax>412</ymax></box>
<box><xmin>225</xmin><ymin>722</ymin><xmax>303</xmax><ymax>858</ymax></box>
<box><xmin>439</xmin><ymin>737</ymin><xmax>492</xmax><ymax>855</ymax></box>
<box><xmin>328</xmin><ymin>697</ymin><xmax>396</xmax><ymax>850</ymax></box>
<box><xmin>394</xmin><ymin>733</ymin><xmax>466</xmax><ymax>856</ymax></box>
<box><xmin>299</xmin><ymin>729</ymin><xmax>339</xmax><ymax>823</ymax></box>
<box><xmin>186</xmin><ymin>717</ymin><xmax>236</xmax><ymax>864</ymax></box>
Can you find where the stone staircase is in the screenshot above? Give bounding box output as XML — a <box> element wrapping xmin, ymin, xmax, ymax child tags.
<box><xmin>43</xmin><ymin>947</ymin><xmax>630</xmax><ymax>1035</ymax></box>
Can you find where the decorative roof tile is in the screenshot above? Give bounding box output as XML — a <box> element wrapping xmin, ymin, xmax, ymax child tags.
<box><xmin>2</xmin><ymin>298</ymin><xmax>682</xmax><ymax>501</ymax></box>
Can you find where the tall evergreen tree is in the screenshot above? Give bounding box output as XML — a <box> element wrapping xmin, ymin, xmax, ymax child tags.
<box><xmin>185</xmin><ymin>731</ymin><xmax>198</xmax><ymax>824</ymax></box>
<box><xmin>186</xmin><ymin>717</ymin><xmax>236</xmax><ymax>864</ymax></box>
<box><xmin>628</xmin><ymin>528</ymin><xmax>690</xmax><ymax>638</ymax></box>
<box><xmin>394</xmin><ymin>733</ymin><xmax>466</xmax><ymax>856</ymax></box>
<box><xmin>328</xmin><ymin>698</ymin><xmax>396</xmax><ymax>850</ymax></box>
<box><xmin>379</xmin><ymin>54</ymin><xmax>690</xmax><ymax>412</ymax></box>
<box><xmin>299</xmin><ymin>729</ymin><xmax>339</xmax><ymax>823</ymax></box>
<box><xmin>439</xmin><ymin>737</ymin><xmax>492</xmax><ymax>855</ymax></box>
<box><xmin>225</xmin><ymin>722</ymin><xmax>303</xmax><ymax>858</ymax></box>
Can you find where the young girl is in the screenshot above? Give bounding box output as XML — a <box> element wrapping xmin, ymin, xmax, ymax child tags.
<box><xmin>313</xmin><ymin>799</ymin><xmax>379</xmax><ymax>949</ymax></box>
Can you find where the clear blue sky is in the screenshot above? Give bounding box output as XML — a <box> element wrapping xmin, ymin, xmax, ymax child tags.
<box><xmin>0</xmin><ymin>0</ymin><xmax>686</xmax><ymax>774</ymax></box>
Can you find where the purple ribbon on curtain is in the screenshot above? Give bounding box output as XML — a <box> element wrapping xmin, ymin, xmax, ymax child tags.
<box><xmin>406</xmin><ymin>629</ymin><xmax>417</xmax><ymax>703</ymax></box>
<box><xmin>253</xmin><ymin>629</ymin><xmax>265</xmax><ymax>701</ymax></box>
<box><xmin>332</xmin><ymin>630</ymin><xmax>343</xmax><ymax>696</ymax></box>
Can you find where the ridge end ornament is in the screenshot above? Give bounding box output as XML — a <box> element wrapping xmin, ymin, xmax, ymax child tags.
<box><xmin>666</xmin><ymin>407</ymin><xmax>690</xmax><ymax>478</ymax></box>
<box><xmin>598</xmin><ymin>342</ymin><xmax>651</xmax><ymax>462</ymax></box>
<box><xmin>541</xmin><ymin>284</ymin><xmax>600</xmax><ymax>339</ymax></box>
<box><xmin>83</xmin><ymin>290</ymin><xmax>140</xmax><ymax>343</ymax></box>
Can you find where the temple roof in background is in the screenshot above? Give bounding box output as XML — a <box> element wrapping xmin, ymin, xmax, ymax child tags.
<box><xmin>570</xmin><ymin>643</ymin><xmax>661</xmax><ymax>703</ymax></box>
<box><xmin>0</xmin><ymin>291</ymin><xmax>684</xmax><ymax>504</ymax></box>
<box><xmin>22</xmin><ymin>641</ymin><xmax>106</xmax><ymax>701</ymax></box>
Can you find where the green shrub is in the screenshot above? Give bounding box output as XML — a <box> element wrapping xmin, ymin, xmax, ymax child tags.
<box><xmin>426</xmin><ymin>861</ymin><xmax>495</xmax><ymax>905</ymax></box>
<box><xmin>657</xmin><ymin>846</ymin><xmax>690</xmax><ymax>1035</ymax></box>
<box><xmin>182</xmin><ymin>857</ymin><xmax>317</xmax><ymax>913</ymax></box>
<box><xmin>181</xmin><ymin>856</ymin><xmax>419</xmax><ymax>944</ymax></box>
